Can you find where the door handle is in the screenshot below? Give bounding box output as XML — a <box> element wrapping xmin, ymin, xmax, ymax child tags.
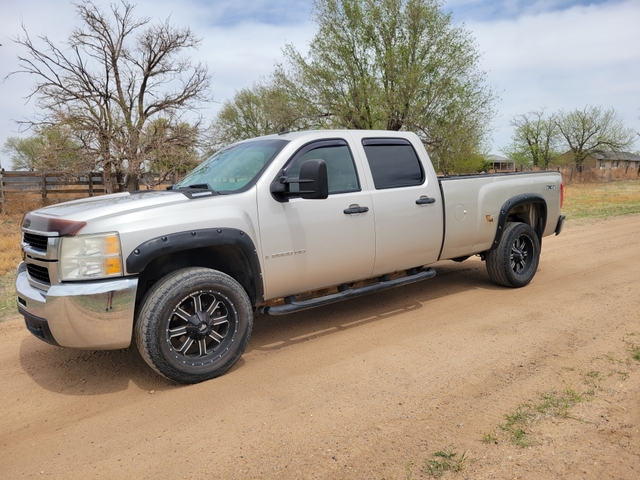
<box><xmin>343</xmin><ymin>205</ymin><xmax>369</xmax><ymax>214</ymax></box>
<box><xmin>416</xmin><ymin>196</ymin><xmax>436</xmax><ymax>205</ymax></box>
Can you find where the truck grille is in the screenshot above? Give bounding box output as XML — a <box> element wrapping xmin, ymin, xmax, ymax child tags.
<box><xmin>26</xmin><ymin>264</ymin><xmax>51</xmax><ymax>284</ymax></box>
<box><xmin>23</xmin><ymin>233</ymin><xmax>49</xmax><ymax>251</ymax></box>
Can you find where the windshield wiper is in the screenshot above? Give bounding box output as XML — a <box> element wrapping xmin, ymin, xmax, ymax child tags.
<box><xmin>187</xmin><ymin>183</ymin><xmax>217</xmax><ymax>192</ymax></box>
<box><xmin>169</xmin><ymin>183</ymin><xmax>219</xmax><ymax>193</ymax></box>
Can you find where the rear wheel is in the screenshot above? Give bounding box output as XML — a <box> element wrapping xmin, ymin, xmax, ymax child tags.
<box><xmin>486</xmin><ymin>222</ymin><xmax>540</xmax><ymax>288</ymax></box>
<box><xmin>135</xmin><ymin>267</ymin><xmax>253</xmax><ymax>383</ymax></box>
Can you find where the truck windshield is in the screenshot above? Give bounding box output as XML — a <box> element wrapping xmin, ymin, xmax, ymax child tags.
<box><xmin>175</xmin><ymin>138</ymin><xmax>289</xmax><ymax>193</ymax></box>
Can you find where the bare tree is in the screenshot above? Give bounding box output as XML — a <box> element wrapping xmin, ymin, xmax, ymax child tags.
<box><xmin>140</xmin><ymin>118</ymin><xmax>200</xmax><ymax>188</ymax></box>
<box><xmin>555</xmin><ymin>105</ymin><xmax>636</xmax><ymax>168</ymax></box>
<box><xmin>9</xmin><ymin>0</ymin><xmax>210</xmax><ymax>191</ymax></box>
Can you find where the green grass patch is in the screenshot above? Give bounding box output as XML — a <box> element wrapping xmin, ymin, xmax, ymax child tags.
<box><xmin>491</xmin><ymin>385</ymin><xmax>593</xmax><ymax>447</ymax></box>
<box><xmin>624</xmin><ymin>333</ymin><xmax>640</xmax><ymax>363</ymax></box>
<box><xmin>563</xmin><ymin>180</ymin><xmax>640</xmax><ymax>220</ymax></box>
<box><xmin>423</xmin><ymin>448</ymin><xmax>470</xmax><ymax>478</ymax></box>
<box><xmin>481</xmin><ymin>432</ymin><xmax>498</xmax><ymax>444</ymax></box>
<box><xmin>631</xmin><ymin>346</ymin><xmax>640</xmax><ymax>363</ymax></box>
<box><xmin>500</xmin><ymin>405</ymin><xmax>535</xmax><ymax>447</ymax></box>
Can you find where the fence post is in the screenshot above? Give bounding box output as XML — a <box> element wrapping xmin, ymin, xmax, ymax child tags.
<box><xmin>89</xmin><ymin>172</ymin><xmax>94</xmax><ymax>197</ymax></box>
<box><xmin>41</xmin><ymin>173</ymin><xmax>47</xmax><ymax>201</ymax></box>
<box><xmin>0</xmin><ymin>168</ymin><xmax>5</xmax><ymax>215</ymax></box>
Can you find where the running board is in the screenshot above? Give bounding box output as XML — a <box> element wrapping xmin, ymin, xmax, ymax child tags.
<box><xmin>259</xmin><ymin>267</ymin><xmax>436</xmax><ymax>315</ymax></box>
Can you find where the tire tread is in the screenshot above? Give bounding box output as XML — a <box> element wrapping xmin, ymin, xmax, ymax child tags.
<box><xmin>486</xmin><ymin>222</ymin><xmax>540</xmax><ymax>288</ymax></box>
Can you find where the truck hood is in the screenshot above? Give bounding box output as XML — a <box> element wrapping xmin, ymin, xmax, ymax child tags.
<box><xmin>23</xmin><ymin>190</ymin><xmax>212</xmax><ymax>234</ymax></box>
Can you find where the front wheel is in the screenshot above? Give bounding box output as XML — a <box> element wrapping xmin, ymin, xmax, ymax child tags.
<box><xmin>135</xmin><ymin>267</ymin><xmax>253</xmax><ymax>383</ymax></box>
<box><xmin>486</xmin><ymin>222</ymin><xmax>540</xmax><ymax>288</ymax></box>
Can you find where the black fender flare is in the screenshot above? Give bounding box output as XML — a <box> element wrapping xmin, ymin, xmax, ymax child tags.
<box><xmin>490</xmin><ymin>194</ymin><xmax>547</xmax><ymax>251</ymax></box>
<box><xmin>126</xmin><ymin>228</ymin><xmax>263</xmax><ymax>302</ymax></box>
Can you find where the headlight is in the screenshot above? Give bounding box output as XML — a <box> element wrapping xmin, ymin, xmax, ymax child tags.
<box><xmin>59</xmin><ymin>233</ymin><xmax>124</xmax><ymax>281</ymax></box>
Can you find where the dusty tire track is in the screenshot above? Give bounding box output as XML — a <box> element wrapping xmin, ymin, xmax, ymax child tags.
<box><xmin>1</xmin><ymin>215</ymin><xmax>639</xmax><ymax>479</ymax></box>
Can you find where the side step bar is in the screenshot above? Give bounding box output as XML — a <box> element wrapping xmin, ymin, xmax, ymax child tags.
<box><xmin>259</xmin><ymin>267</ymin><xmax>436</xmax><ymax>316</ymax></box>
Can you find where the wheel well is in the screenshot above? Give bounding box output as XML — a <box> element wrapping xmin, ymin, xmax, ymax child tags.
<box><xmin>490</xmin><ymin>194</ymin><xmax>548</xmax><ymax>251</ymax></box>
<box><xmin>134</xmin><ymin>245</ymin><xmax>259</xmax><ymax>316</ymax></box>
<box><xmin>505</xmin><ymin>202</ymin><xmax>545</xmax><ymax>240</ymax></box>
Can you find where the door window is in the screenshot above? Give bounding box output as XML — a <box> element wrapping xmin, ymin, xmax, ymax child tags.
<box><xmin>285</xmin><ymin>141</ymin><xmax>360</xmax><ymax>194</ymax></box>
<box><xmin>362</xmin><ymin>138</ymin><xmax>424</xmax><ymax>189</ymax></box>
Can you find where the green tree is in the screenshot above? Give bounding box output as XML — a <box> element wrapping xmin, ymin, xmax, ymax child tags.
<box><xmin>213</xmin><ymin>0</ymin><xmax>496</xmax><ymax>173</ymax></box>
<box><xmin>2</xmin><ymin>125</ymin><xmax>92</xmax><ymax>173</ymax></box>
<box><xmin>207</xmin><ymin>80</ymin><xmax>318</xmax><ymax>153</ymax></box>
<box><xmin>2</xmin><ymin>136</ymin><xmax>40</xmax><ymax>171</ymax></box>
<box><xmin>501</xmin><ymin>108</ymin><xmax>560</xmax><ymax>169</ymax></box>
<box><xmin>555</xmin><ymin>106</ymin><xmax>636</xmax><ymax>168</ymax></box>
<box><xmin>10</xmin><ymin>0</ymin><xmax>210</xmax><ymax>192</ymax></box>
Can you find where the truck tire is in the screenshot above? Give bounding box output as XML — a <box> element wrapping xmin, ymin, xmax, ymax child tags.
<box><xmin>486</xmin><ymin>222</ymin><xmax>540</xmax><ymax>288</ymax></box>
<box><xmin>135</xmin><ymin>267</ymin><xmax>253</xmax><ymax>383</ymax></box>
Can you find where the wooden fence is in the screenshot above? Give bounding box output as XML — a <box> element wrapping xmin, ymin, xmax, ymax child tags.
<box><xmin>0</xmin><ymin>170</ymin><xmax>177</xmax><ymax>214</ymax></box>
<box><xmin>558</xmin><ymin>165</ymin><xmax>640</xmax><ymax>184</ymax></box>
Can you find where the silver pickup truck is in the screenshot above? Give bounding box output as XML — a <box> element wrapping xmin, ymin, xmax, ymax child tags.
<box><xmin>16</xmin><ymin>130</ymin><xmax>565</xmax><ymax>383</ymax></box>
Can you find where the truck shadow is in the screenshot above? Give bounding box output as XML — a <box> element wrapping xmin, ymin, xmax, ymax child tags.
<box><xmin>18</xmin><ymin>259</ymin><xmax>495</xmax><ymax>395</ymax></box>
<box><xmin>18</xmin><ymin>337</ymin><xmax>177</xmax><ymax>395</ymax></box>
<box><xmin>246</xmin><ymin>259</ymin><xmax>496</xmax><ymax>353</ymax></box>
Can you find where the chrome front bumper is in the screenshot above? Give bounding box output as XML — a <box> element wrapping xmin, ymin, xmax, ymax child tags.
<box><xmin>16</xmin><ymin>262</ymin><xmax>138</xmax><ymax>349</ymax></box>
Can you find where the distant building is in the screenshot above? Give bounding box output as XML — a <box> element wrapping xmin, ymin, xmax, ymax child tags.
<box><xmin>557</xmin><ymin>150</ymin><xmax>640</xmax><ymax>171</ymax></box>
<box><xmin>487</xmin><ymin>154</ymin><xmax>515</xmax><ymax>172</ymax></box>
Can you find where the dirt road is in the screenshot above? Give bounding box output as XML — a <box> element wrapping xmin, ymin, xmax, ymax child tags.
<box><xmin>1</xmin><ymin>215</ymin><xmax>639</xmax><ymax>479</ymax></box>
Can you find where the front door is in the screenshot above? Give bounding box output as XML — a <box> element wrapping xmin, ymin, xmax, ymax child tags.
<box><xmin>257</xmin><ymin>139</ymin><xmax>375</xmax><ymax>300</ymax></box>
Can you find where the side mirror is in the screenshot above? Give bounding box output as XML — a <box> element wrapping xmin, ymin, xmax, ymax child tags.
<box><xmin>298</xmin><ymin>159</ymin><xmax>328</xmax><ymax>199</ymax></box>
<box><xmin>270</xmin><ymin>159</ymin><xmax>329</xmax><ymax>201</ymax></box>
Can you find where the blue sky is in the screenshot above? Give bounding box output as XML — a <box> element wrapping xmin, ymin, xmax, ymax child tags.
<box><xmin>1</xmin><ymin>0</ymin><xmax>639</xmax><ymax>168</ymax></box>
<box><xmin>446</xmin><ymin>0</ymin><xmax>616</xmax><ymax>21</ymax></box>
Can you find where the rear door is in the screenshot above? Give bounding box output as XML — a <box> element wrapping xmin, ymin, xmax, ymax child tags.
<box><xmin>351</xmin><ymin>134</ymin><xmax>444</xmax><ymax>276</ymax></box>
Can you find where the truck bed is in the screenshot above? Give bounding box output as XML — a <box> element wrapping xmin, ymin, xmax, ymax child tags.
<box><xmin>438</xmin><ymin>171</ymin><xmax>563</xmax><ymax>260</ymax></box>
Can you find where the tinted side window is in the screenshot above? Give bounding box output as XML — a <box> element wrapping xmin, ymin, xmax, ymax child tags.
<box><xmin>286</xmin><ymin>144</ymin><xmax>360</xmax><ymax>194</ymax></box>
<box><xmin>363</xmin><ymin>140</ymin><xmax>424</xmax><ymax>189</ymax></box>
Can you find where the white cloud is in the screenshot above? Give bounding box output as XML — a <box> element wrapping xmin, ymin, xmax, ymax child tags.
<box><xmin>466</xmin><ymin>0</ymin><xmax>640</xmax><ymax>151</ymax></box>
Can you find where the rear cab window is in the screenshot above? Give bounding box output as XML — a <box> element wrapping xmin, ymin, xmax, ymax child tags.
<box><xmin>362</xmin><ymin>138</ymin><xmax>424</xmax><ymax>189</ymax></box>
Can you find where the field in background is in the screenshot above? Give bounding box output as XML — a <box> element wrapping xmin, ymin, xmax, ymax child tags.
<box><xmin>0</xmin><ymin>180</ymin><xmax>639</xmax><ymax>321</ymax></box>
<box><xmin>563</xmin><ymin>180</ymin><xmax>640</xmax><ymax>220</ymax></box>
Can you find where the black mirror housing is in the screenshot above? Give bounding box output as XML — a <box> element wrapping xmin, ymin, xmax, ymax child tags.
<box><xmin>298</xmin><ymin>159</ymin><xmax>328</xmax><ymax>199</ymax></box>
<box><xmin>270</xmin><ymin>159</ymin><xmax>329</xmax><ymax>201</ymax></box>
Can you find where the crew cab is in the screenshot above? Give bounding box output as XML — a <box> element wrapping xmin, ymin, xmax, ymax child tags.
<box><xmin>16</xmin><ymin>130</ymin><xmax>565</xmax><ymax>383</ymax></box>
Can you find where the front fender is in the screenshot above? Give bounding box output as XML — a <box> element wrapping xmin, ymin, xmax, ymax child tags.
<box><xmin>126</xmin><ymin>228</ymin><xmax>263</xmax><ymax>303</ymax></box>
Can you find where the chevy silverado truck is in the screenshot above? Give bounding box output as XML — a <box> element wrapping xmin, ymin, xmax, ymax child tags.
<box><xmin>17</xmin><ymin>130</ymin><xmax>565</xmax><ymax>383</ymax></box>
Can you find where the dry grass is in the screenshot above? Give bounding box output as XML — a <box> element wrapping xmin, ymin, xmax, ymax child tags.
<box><xmin>0</xmin><ymin>213</ymin><xmax>23</xmax><ymax>320</ymax></box>
<box><xmin>0</xmin><ymin>214</ymin><xmax>23</xmax><ymax>278</ymax></box>
<box><xmin>2</xmin><ymin>192</ymin><xmax>85</xmax><ymax>216</ymax></box>
<box><xmin>563</xmin><ymin>180</ymin><xmax>640</xmax><ymax>220</ymax></box>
